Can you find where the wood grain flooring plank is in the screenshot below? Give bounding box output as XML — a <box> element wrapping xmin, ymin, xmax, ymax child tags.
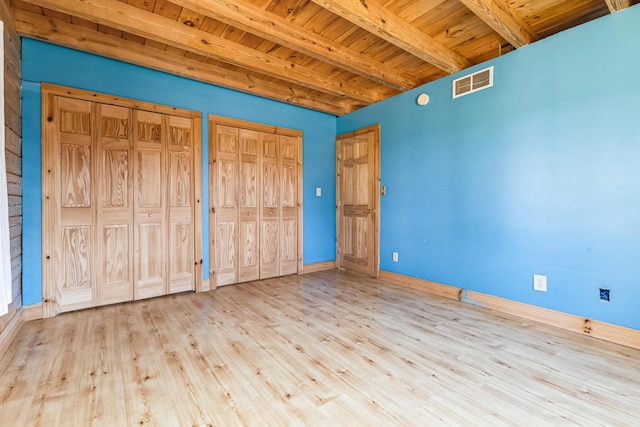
<box><xmin>1</xmin><ymin>269</ymin><xmax>639</xmax><ymax>425</ymax></box>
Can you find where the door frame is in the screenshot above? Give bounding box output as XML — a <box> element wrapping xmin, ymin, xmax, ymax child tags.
<box><xmin>336</xmin><ymin>123</ymin><xmax>380</xmax><ymax>278</ymax></box>
<box><xmin>208</xmin><ymin>115</ymin><xmax>304</xmax><ymax>288</ymax></box>
<box><xmin>41</xmin><ymin>84</ymin><xmax>203</xmax><ymax>318</ymax></box>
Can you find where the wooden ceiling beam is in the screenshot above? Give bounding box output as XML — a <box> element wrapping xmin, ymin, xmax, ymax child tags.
<box><xmin>20</xmin><ymin>0</ymin><xmax>381</xmax><ymax>104</ymax></box>
<box><xmin>309</xmin><ymin>0</ymin><xmax>473</xmax><ymax>74</ymax></box>
<box><xmin>15</xmin><ymin>10</ymin><xmax>355</xmax><ymax>115</ymax></box>
<box><xmin>170</xmin><ymin>0</ymin><xmax>419</xmax><ymax>92</ymax></box>
<box><xmin>459</xmin><ymin>0</ymin><xmax>538</xmax><ymax>48</ymax></box>
<box><xmin>604</xmin><ymin>0</ymin><xmax>630</xmax><ymax>13</ymax></box>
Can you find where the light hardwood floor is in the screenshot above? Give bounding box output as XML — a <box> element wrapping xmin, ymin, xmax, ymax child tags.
<box><xmin>1</xmin><ymin>270</ymin><xmax>639</xmax><ymax>426</ymax></box>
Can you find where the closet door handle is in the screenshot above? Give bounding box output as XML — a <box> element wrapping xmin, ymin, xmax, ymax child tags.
<box><xmin>364</xmin><ymin>209</ymin><xmax>375</xmax><ymax>214</ymax></box>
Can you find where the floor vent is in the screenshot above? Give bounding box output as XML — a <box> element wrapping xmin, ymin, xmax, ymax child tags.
<box><xmin>452</xmin><ymin>66</ymin><xmax>494</xmax><ymax>98</ymax></box>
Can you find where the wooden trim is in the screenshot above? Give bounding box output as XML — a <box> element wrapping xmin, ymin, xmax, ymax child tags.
<box><xmin>208</xmin><ymin>115</ymin><xmax>303</xmax><ymax>138</ymax></box>
<box><xmin>201</xmin><ymin>279</ymin><xmax>213</xmax><ymax>292</ymax></box>
<box><xmin>296</xmin><ymin>134</ymin><xmax>304</xmax><ymax>276</ymax></box>
<box><xmin>372</xmin><ymin>125</ymin><xmax>380</xmax><ymax>279</ymax></box>
<box><xmin>41</xmin><ymin>87</ymin><xmax>58</xmax><ymax>318</ymax></box>
<box><xmin>193</xmin><ymin>116</ymin><xmax>205</xmax><ymax>293</ymax></box>
<box><xmin>208</xmin><ymin>121</ymin><xmax>216</xmax><ymax>287</ymax></box>
<box><xmin>16</xmin><ymin>11</ymin><xmax>353</xmax><ymax>116</ymax></box>
<box><xmin>23</xmin><ymin>0</ymin><xmax>380</xmax><ymax>105</ymax></box>
<box><xmin>379</xmin><ymin>270</ymin><xmax>640</xmax><ymax>350</ymax></box>
<box><xmin>302</xmin><ymin>261</ymin><xmax>336</xmax><ymax>274</ymax></box>
<box><xmin>310</xmin><ymin>0</ymin><xmax>472</xmax><ymax>74</ymax></box>
<box><xmin>459</xmin><ymin>0</ymin><xmax>538</xmax><ymax>48</ymax></box>
<box><xmin>0</xmin><ymin>307</ymin><xmax>24</xmax><ymax>361</ymax></box>
<box><xmin>24</xmin><ymin>303</ymin><xmax>43</xmax><ymax>321</ymax></box>
<box><xmin>169</xmin><ymin>0</ymin><xmax>418</xmax><ymax>92</ymax></box>
<box><xmin>41</xmin><ymin>84</ymin><xmax>200</xmax><ymax>119</ymax></box>
<box><xmin>379</xmin><ymin>270</ymin><xmax>462</xmax><ymax>300</ymax></box>
<box><xmin>605</xmin><ymin>0</ymin><xmax>631</xmax><ymax>13</ymax></box>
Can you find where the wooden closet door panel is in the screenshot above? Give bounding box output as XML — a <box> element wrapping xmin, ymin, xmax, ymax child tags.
<box><xmin>238</xmin><ymin>129</ymin><xmax>260</xmax><ymax>283</ymax></box>
<box><xmin>280</xmin><ymin>135</ymin><xmax>298</xmax><ymax>276</ymax></box>
<box><xmin>260</xmin><ymin>133</ymin><xmax>279</xmax><ymax>279</ymax></box>
<box><xmin>214</xmin><ymin>125</ymin><xmax>239</xmax><ymax>286</ymax></box>
<box><xmin>96</xmin><ymin>104</ymin><xmax>134</xmax><ymax>305</ymax></box>
<box><xmin>134</xmin><ymin>110</ymin><xmax>167</xmax><ymax>299</ymax></box>
<box><xmin>167</xmin><ymin>115</ymin><xmax>195</xmax><ymax>293</ymax></box>
<box><xmin>55</xmin><ymin>96</ymin><xmax>95</xmax><ymax>312</ymax></box>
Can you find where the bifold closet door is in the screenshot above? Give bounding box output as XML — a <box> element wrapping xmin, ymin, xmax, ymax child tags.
<box><xmin>53</xmin><ymin>96</ymin><xmax>96</xmax><ymax>312</ymax></box>
<box><xmin>260</xmin><ymin>134</ymin><xmax>298</xmax><ymax>278</ymax></box>
<box><xmin>44</xmin><ymin>87</ymin><xmax>200</xmax><ymax>316</ymax></box>
<box><xmin>238</xmin><ymin>129</ymin><xmax>260</xmax><ymax>283</ymax></box>
<box><xmin>213</xmin><ymin>126</ymin><xmax>263</xmax><ymax>285</ymax></box>
<box><xmin>279</xmin><ymin>135</ymin><xmax>299</xmax><ymax>276</ymax></box>
<box><xmin>96</xmin><ymin>104</ymin><xmax>134</xmax><ymax>305</ymax></box>
<box><xmin>167</xmin><ymin>115</ymin><xmax>196</xmax><ymax>294</ymax></box>
<box><xmin>214</xmin><ymin>125</ymin><xmax>239</xmax><ymax>286</ymax></box>
<box><xmin>211</xmin><ymin>121</ymin><xmax>300</xmax><ymax>287</ymax></box>
<box><xmin>52</xmin><ymin>100</ymin><xmax>137</xmax><ymax>310</ymax></box>
<box><xmin>134</xmin><ymin>112</ymin><xmax>196</xmax><ymax>298</ymax></box>
<box><xmin>260</xmin><ymin>133</ymin><xmax>279</xmax><ymax>279</ymax></box>
<box><xmin>134</xmin><ymin>111</ymin><xmax>167</xmax><ymax>299</ymax></box>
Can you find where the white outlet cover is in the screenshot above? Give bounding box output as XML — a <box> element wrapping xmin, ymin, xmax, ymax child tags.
<box><xmin>533</xmin><ymin>274</ymin><xmax>547</xmax><ymax>292</ymax></box>
<box><xmin>315</xmin><ymin>187</ymin><xmax>321</xmax><ymax>197</ymax></box>
<box><xmin>392</xmin><ymin>252</ymin><xmax>399</xmax><ymax>262</ymax></box>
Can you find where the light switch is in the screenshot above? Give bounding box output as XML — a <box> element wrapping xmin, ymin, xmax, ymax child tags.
<box><xmin>316</xmin><ymin>187</ymin><xmax>322</xmax><ymax>197</ymax></box>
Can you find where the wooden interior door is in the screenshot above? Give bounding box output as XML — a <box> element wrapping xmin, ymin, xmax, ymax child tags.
<box><xmin>260</xmin><ymin>133</ymin><xmax>280</xmax><ymax>279</ymax></box>
<box><xmin>134</xmin><ymin>110</ymin><xmax>167</xmax><ymax>299</ymax></box>
<box><xmin>336</xmin><ymin>124</ymin><xmax>380</xmax><ymax>277</ymax></box>
<box><xmin>213</xmin><ymin>125</ymin><xmax>239</xmax><ymax>286</ymax></box>
<box><xmin>167</xmin><ymin>115</ymin><xmax>195</xmax><ymax>294</ymax></box>
<box><xmin>238</xmin><ymin>129</ymin><xmax>260</xmax><ymax>282</ymax></box>
<box><xmin>96</xmin><ymin>104</ymin><xmax>134</xmax><ymax>305</ymax></box>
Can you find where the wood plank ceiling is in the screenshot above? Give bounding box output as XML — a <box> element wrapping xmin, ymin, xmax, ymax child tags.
<box><xmin>13</xmin><ymin>0</ymin><xmax>637</xmax><ymax>116</ymax></box>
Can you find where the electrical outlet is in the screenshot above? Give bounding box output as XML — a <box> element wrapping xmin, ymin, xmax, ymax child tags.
<box><xmin>315</xmin><ymin>187</ymin><xmax>322</xmax><ymax>197</ymax></box>
<box><xmin>392</xmin><ymin>252</ymin><xmax>399</xmax><ymax>262</ymax></box>
<box><xmin>533</xmin><ymin>274</ymin><xmax>547</xmax><ymax>292</ymax></box>
<box><xmin>599</xmin><ymin>288</ymin><xmax>610</xmax><ymax>302</ymax></box>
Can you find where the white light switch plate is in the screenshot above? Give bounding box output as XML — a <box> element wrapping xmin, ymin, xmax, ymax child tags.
<box><xmin>316</xmin><ymin>187</ymin><xmax>321</xmax><ymax>197</ymax></box>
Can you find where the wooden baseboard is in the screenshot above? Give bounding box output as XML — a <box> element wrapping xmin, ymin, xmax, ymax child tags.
<box><xmin>198</xmin><ymin>279</ymin><xmax>212</xmax><ymax>293</ymax></box>
<box><xmin>24</xmin><ymin>303</ymin><xmax>43</xmax><ymax>321</ymax></box>
<box><xmin>0</xmin><ymin>307</ymin><xmax>24</xmax><ymax>362</ymax></box>
<box><xmin>379</xmin><ymin>270</ymin><xmax>640</xmax><ymax>350</ymax></box>
<box><xmin>302</xmin><ymin>261</ymin><xmax>336</xmax><ymax>274</ymax></box>
<box><xmin>380</xmin><ymin>270</ymin><xmax>462</xmax><ymax>300</ymax></box>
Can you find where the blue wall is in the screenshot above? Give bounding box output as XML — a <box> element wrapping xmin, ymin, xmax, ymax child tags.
<box><xmin>21</xmin><ymin>39</ymin><xmax>337</xmax><ymax>305</ymax></box>
<box><xmin>338</xmin><ymin>6</ymin><xmax>640</xmax><ymax>329</ymax></box>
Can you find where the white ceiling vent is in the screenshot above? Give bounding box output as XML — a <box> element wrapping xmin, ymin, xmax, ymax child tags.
<box><xmin>452</xmin><ymin>66</ymin><xmax>494</xmax><ymax>99</ymax></box>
